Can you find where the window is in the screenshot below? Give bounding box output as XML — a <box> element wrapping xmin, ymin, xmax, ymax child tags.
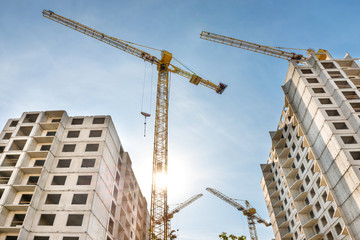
<box><xmin>341</xmin><ymin>136</ymin><xmax>357</xmax><ymax>144</ymax></box>
<box><xmin>315</xmin><ymin>201</ymin><xmax>321</xmax><ymax>211</ymax></box>
<box><xmin>9</xmin><ymin>120</ymin><xmax>18</xmax><ymax>127</ymax></box>
<box><xmin>19</xmin><ymin>194</ymin><xmax>32</xmax><ymax>204</ymax></box>
<box><xmin>63</xmin><ymin>237</ymin><xmax>79</xmax><ymax>240</ymax></box>
<box><xmin>113</xmin><ymin>187</ymin><xmax>118</xmax><ymax>200</ymax></box>
<box><xmin>2</xmin><ymin>154</ymin><xmax>20</xmax><ymax>167</ymax></box>
<box><xmin>34</xmin><ymin>160</ymin><xmax>45</xmax><ymax>167</ymax></box>
<box><xmin>0</xmin><ymin>146</ymin><xmax>5</xmax><ymax>153</ymax></box>
<box><xmin>115</xmin><ymin>173</ymin><xmax>120</xmax><ymax>185</ymax></box>
<box><xmin>111</xmin><ymin>201</ymin><xmax>116</xmax><ymax>216</ymax></box>
<box><xmin>306</xmin><ymin>78</ymin><xmax>319</xmax><ymax>84</ymax></box>
<box><xmin>108</xmin><ymin>218</ymin><xmax>114</xmax><ymax>235</ymax></box>
<box><xmin>51</xmin><ymin>176</ymin><xmax>66</xmax><ymax>185</ymax></box>
<box><xmin>335</xmin><ymin>223</ymin><xmax>342</xmax><ymax>235</ymax></box>
<box><xmin>305</xmin><ymin>176</ymin><xmax>310</xmax><ymax>185</ymax></box>
<box><xmin>38</xmin><ymin>214</ymin><xmax>56</xmax><ymax>226</ymax></box>
<box><xmin>328</xmin><ymin>71</ymin><xmax>343</xmax><ymax>78</ymax></box>
<box><xmin>328</xmin><ymin>206</ymin><xmax>335</xmax><ymax>217</ymax></box>
<box><xmin>46</xmin><ymin>131</ymin><xmax>56</xmax><ymax>136</ymax></box>
<box><xmin>62</xmin><ymin>144</ymin><xmax>76</xmax><ymax>152</ymax></box>
<box><xmin>300</xmin><ymin>164</ymin><xmax>305</xmax><ymax>173</ymax></box>
<box><xmin>57</xmin><ymin>159</ymin><xmax>71</xmax><ymax>168</ymax></box>
<box><xmin>314</xmin><ymin>224</ymin><xmax>320</xmax><ymax>233</ymax></box>
<box><xmin>85</xmin><ymin>144</ymin><xmax>99</xmax><ymax>152</ymax></box>
<box><xmin>51</xmin><ymin>118</ymin><xmax>61</xmax><ymax>123</ymax></box>
<box><xmin>321</xmin><ymin>216</ymin><xmax>327</xmax><ymax>226</ymax></box>
<box><xmin>322</xmin><ymin>192</ymin><xmax>327</xmax><ymax>202</ymax></box>
<box><xmin>325</xmin><ymin>110</ymin><xmax>340</xmax><ymax>116</ymax></box>
<box><xmin>310</xmin><ymin>188</ymin><xmax>315</xmax><ymax>198</ymax></box>
<box><xmin>3</xmin><ymin>133</ymin><xmax>11</xmax><ymax>140</ymax></box>
<box><xmin>333</xmin><ymin>122</ymin><xmax>348</xmax><ymax>130</ymax></box>
<box><xmin>16</xmin><ymin>126</ymin><xmax>33</xmax><ymax>136</ymax></box>
<box><xmin>27</xmin><ymin>176</ymin><xmax>39</xmax><ymax>185</ymax></box>
<box><xmin>77</xmin><ymin>176</ymin><xmax>92</xmax><ymax>185</ymax></box>
<box><xmin>335</xmin><ymin>80</ymin><xmax>351</xmax><ymax>89</ymax></box>
<box><xmin>326</xmin><ymin>232</ymin><xmax>334</xmax><ymax>240</ymax></box>
<box><xmin>319</xmin><ymin>98</ymin><xmax>332</xmax><ymax>104</ymax></box>
<box><xmin>301</xmin><ymin>69</ymin><xmax>313</xmax><ymax>74</ymax></box>
<box><xmin>296</xmin><ymin>153</ymin><xmax>300</xmax><ymax>162</ymax></box>
<box><xmin>81</xmin><ymin>158</ymin><xmax>95</xmax><ymax>168</ymax></box>
<box><xmin>45</xmin><ymin>194</ymin><xmax>61</xmax><ymax>204</ymax></box>
<box><xmin>350</xmin><ymin>102</ymin><xmax>360</xmax><ymax>112</ymax></box>
<box><xmin>312</xmin><ymin>88</ymin><xmax>325</xmax><ymax>94</ymax></box>
<box><xmin>89</xmin><ymin>130</ymin><xmax>102</xmax><ymax>137</ymax></box>
<box><xmin>10</xmin><ymin>140</ymin><xmax>27</xmax><ymax>150</ymax></box>
<box><xmin>71</xmin><ymin>194</ymin><xmax>88</xmax><ymax>204</ymax></box>
<box><xmin>342</xmin><ymin>91</ymin><xmax>359</xmax><ymax>100</ymax></box>
<box><xmin>34</xmin><ymin>237</ymin><xmax>50</xmax><ymax>240</ymax></box>
<box><xmin>350</xmin><ymin>151</ymin><xmax>360</xmax><ymax>160</ymax></box>
<box><xmin>316</xmin><ymin>178</ymin><xmax>321</xmax><ymax>188</ymax></box>
<box><xmin>309</xmin><ymin>210</ymin><xmax>314</xmax><ymax>218</ymax></box>
<box><xmin>71</xmin><ymin>118</ymin><xmax>84</xmax><ymax>125</ymax></box>
<box><xmin>40</xmin><ymin>145</ymin><xmax>51</xmax><ymax>151</ymax></box>
<box><xmin>67</xmin><ymin>131</ymin><xmax>80</xmax><ymax>138</ymax></box>
<box><xmin>0</xmin><ymin>171</ymin><xmax>12</xmax><ymax>184</ymax></box>
<box><xmin>66</xmin><ymin>214</ymin><xmax>84</xmax><ymax>226</ymax></box>
<box><xmin>23</xmin><ymin>114</ymin><xmax>39</xmax><ymax>123</ymax></box>
<box><xmin>93</xmin><ymin>117</ymin><xmax>105</xmax><ymax>124</ymax></box>
<box><xmin>321</xmin><ymin>62</ymin><xmax>336</xmax><ymax>69</ymax></box>
<box><xmin>5</xmin><ymin>236</ymin><xmax>18</xmax><ymax>240</ymax></box>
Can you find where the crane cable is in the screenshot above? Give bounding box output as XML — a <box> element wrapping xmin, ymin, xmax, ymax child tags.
<box><xmin>141</xmin><ymin>62</ymin><xmax>151</xmax><ymax>137</ymax></box>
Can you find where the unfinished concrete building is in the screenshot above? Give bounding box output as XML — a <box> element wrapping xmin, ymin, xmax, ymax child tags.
<box><xmin>261</xmin><ymin>53</ymin><xmax>360</xmax><ymax>240</ymax></box>
<box><xmin>0</xmin><ymin>111</ymin><xmax>149</xmax><ymax>240</ymax></box>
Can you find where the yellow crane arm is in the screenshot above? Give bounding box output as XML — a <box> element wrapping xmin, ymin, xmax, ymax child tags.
<box><xmin>168</xmin><ymin>194</ymin><xmax>203</xmax><ymax>218</ymax></box>
<box><xmin>43</xmin><ymin>10</ymin><xmax>227</xmax><ymax>94</ymax></box>
<box><xmin>43</xmin><ymin>10</ymin><xmax>159</xmax><ymax>64</ymax></box>
<box><xmin>200</xmin><ymin>31</ymin><xmax>305</xmax><ymax>61</ymax></box>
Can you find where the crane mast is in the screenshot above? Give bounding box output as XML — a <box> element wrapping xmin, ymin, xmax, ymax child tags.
<box><xmin>206</xmin><ymin>188</ymin><xmax>271</xmax><ymax>240</ymax></box>
<box><xmin>200</xmin><ymin>31</ymin><xmax>306</xmax><ymax>61</ymax></box>
<box><xmin>43</xmin><ymin>10</ymin><xmax>226</xmax><ymax>240</ymax></box>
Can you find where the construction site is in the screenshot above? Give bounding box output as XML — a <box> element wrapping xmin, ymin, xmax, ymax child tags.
<box><xmin>1</xmin><ymin>1</ymin><xmax>360</xmax><ymax>240</ymax></box>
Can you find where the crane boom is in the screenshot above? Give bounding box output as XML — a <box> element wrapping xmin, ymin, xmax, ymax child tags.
<box><xmin>206</xmin><ymin>188</ymin><xmax>271</xmax><ymax>240</ymax></box>
<box><xmin>43</xmin><ymin>10</ymin><xmax>226</xmax><ymax>240</ymax></box>
<box><xmin>200</xmin><ymin>31</ymin><xmax>305</xmax><ymax>61</ymax></box>
<box><xmin>43</xmin><ymin>10</ymin><xmax>227</xmax><ymax>94</ymax></box>
<box><xmin>168</xmin><ymin>194</ymin><xmax>203</xmax><ymax>218</ymax></box>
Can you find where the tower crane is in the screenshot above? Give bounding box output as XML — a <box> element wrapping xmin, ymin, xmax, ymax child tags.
<box><xmin>200</xmin><ymin>31</ymin><xmax>328</xmax><ymax>61</ymax></box>
<box><xmin>43</xmin><ymin>10</ymin><xmax>227</xmax><ymax>240</ymax></box>
<box><xmin>206</xmin><ymin>188</ymin><xmax>271</xmax><ymax>240</ymax></box>
<box><xmin>157</xmin><ymin>194</ymin><xmax>203</xmax><ymax>239</ymax></box>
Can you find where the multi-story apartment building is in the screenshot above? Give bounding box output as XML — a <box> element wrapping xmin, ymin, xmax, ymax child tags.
<box><xmin>261</xmin><ymin>52</ymin><xmax>360</xmax><ymax>240</ymax></box>
<box><xmin>0</xmin><ymin>110</ymin><xmax>149</xmax><ymax>240</ymax></box>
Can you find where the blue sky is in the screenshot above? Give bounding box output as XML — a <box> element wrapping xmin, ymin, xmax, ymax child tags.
<box><xmin>1</xmin><ymin>1</ymin><xmax>360</xmax><ymax>239</ymax></box>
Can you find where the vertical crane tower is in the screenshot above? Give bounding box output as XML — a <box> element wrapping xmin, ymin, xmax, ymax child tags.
<box><xmin>43</xmin><ymin>10</ymin><xmax>227</xmax><ymax>240</ymax></box>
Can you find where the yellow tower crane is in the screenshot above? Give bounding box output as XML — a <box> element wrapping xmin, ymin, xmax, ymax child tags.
<box><xmin>200</xmin><ymin>31</ymin><xmax>329</xmax><ymax>61</ymax></box>
<box><xmin>206</xmin><ymin>188</ymin><xmax>271</xmax><ymax>240</ymax></box>
<box><xmin>43</xmin><ymin>10</ymin><xmax>227</xmax><ymax>240</ymax></box>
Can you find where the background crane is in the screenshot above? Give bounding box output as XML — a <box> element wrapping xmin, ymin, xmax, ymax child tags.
<box><xmin>162</xmin><ymin>194</ymin><xmax>203</xmax><ymax>239</ymax></box>
<box><xmin>43</xmin><ymin>10</ymin><xmax>227</xmax><ymax>240</ymax></box>
<box><xmin>200</xmin><ymin>31</ymin><xmax>329</xmax><ymax>61</ymax></box>
<box><xmin>206</xmin><ymin>188</ymin><xmax>271</xmax><ymax>240</ymax></box>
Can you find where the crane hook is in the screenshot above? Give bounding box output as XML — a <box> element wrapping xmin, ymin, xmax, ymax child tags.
<box><xmin>141</xmin><ymin>112</ymin><xmax>151</xmax><ymax>137</ymax></box>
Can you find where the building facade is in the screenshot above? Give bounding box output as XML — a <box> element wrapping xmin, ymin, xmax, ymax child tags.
<box><xmin>0</xmin><ymin>110</ymin><xmax>149</xmax><ymax>240</ymax></box>
<box><xmin>261</xmin><ymin>52</ymin><xmax>360</xmax><ymax>240</ymax></box>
